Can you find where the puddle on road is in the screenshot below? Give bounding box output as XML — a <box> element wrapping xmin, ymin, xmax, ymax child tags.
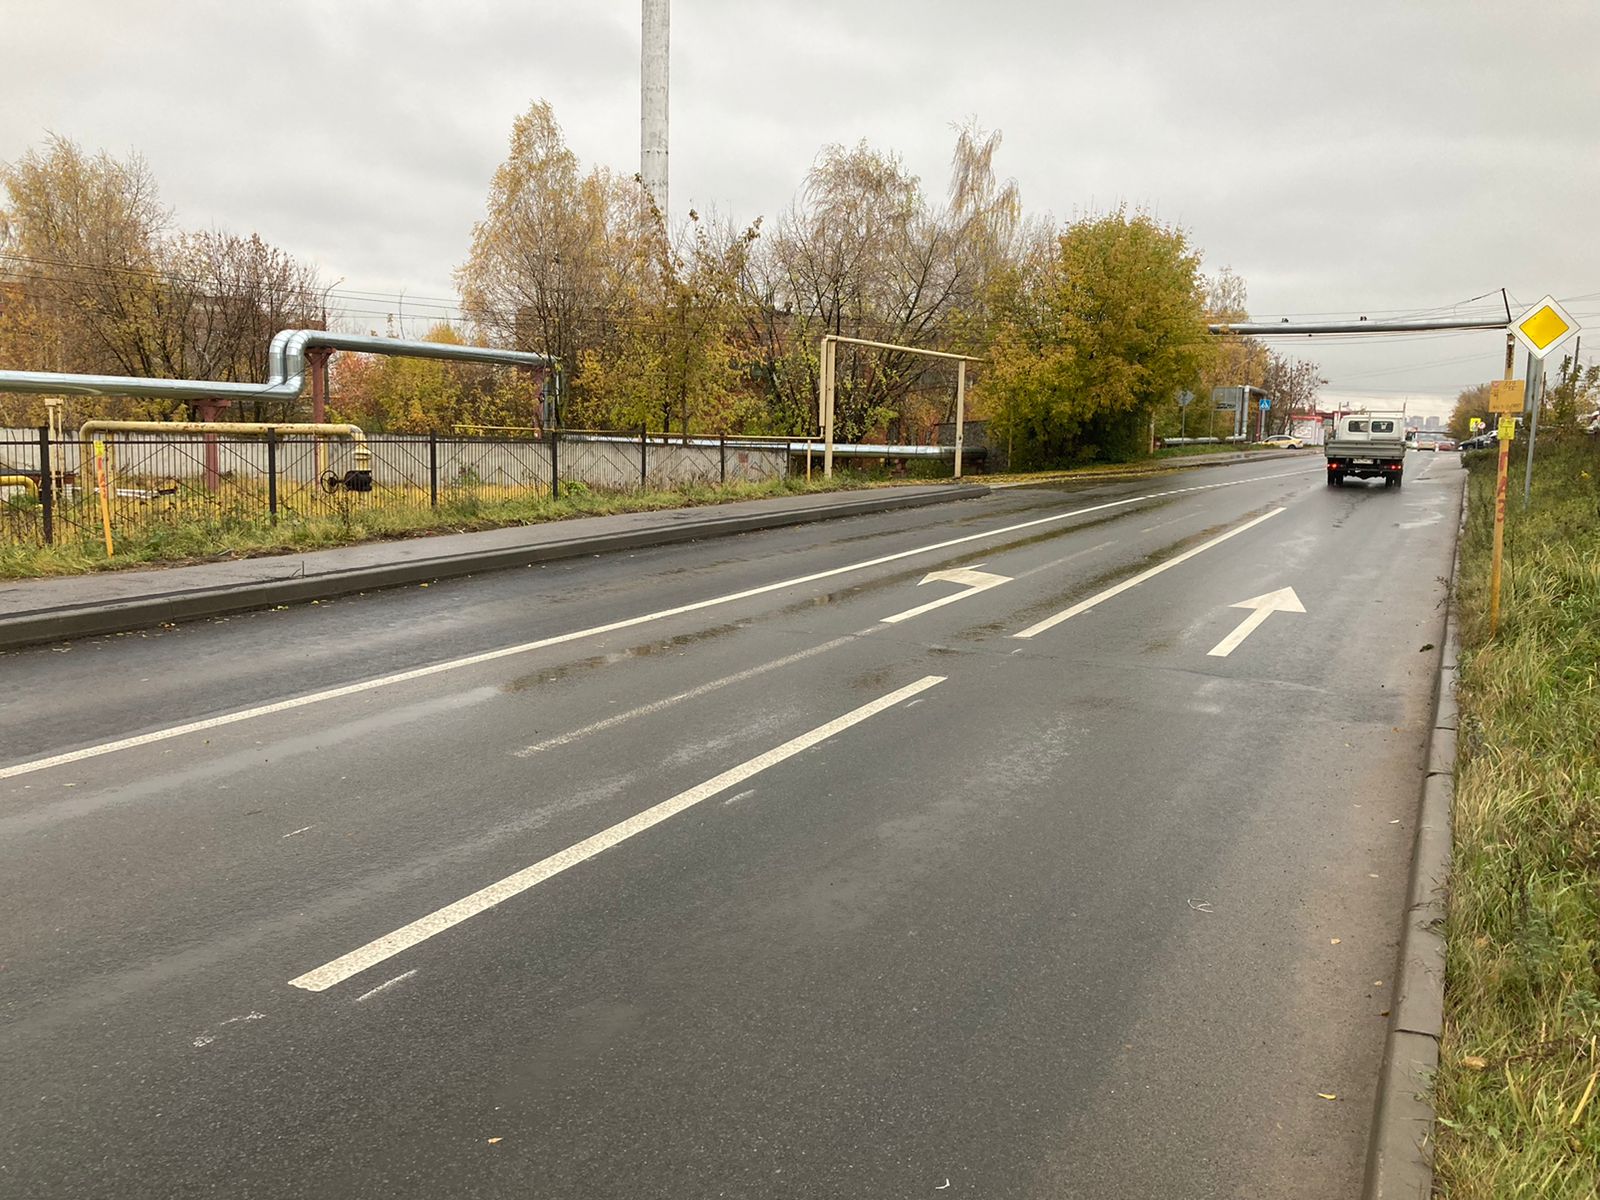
<box><xmin>501</xmin><ymin>620</ymin><xmax>750</xmax><ymax>692</ymax></box>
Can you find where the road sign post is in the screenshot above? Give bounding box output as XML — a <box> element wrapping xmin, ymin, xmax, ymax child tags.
<box><xmin>1488</xmin><ymin>333</ymin><xmax>1516</xmax><ymax>637</ymax></box>
<box><xmin>1522</xmin><ymin>353</ymin><xmax>1544</xmax><ymax>510</ymax></box>
<box><xmin>1506</xmin><ymin>296</ymin><xmax>1580</xmax><ymax>515</ymax></box>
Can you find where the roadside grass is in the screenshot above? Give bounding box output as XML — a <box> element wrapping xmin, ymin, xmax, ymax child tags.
<box><xmin>0</xmin><ymin>475</ymin><xmax>876</xmax><ymax>580</ymax></box>
<box><xmin>1435</xmin><ymin>436</ymin><xmax>1600</xmax><ymax>1198</ymax></box>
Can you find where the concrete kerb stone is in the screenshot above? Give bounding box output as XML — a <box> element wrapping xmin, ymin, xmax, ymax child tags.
<box><xmin>0</xmin><ymin>484</ymin><xmax>990</xmax><ymax>651</ymax></box>
<box><xmin>1364</xmin><ymin>1029</ymin><xmax>1443</xmax><ymax>1200</ymax></box>
<box><xmin>1361</xmin><ymin>470</ymin><xmax>1467</xmax><ymax>1200</ymax></box>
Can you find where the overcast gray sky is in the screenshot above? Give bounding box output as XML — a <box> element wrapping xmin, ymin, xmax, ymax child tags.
<box><xmin>6</xmin><ymin>0</ymin><xmax>1597</xmax><ymax>418</ymax></box>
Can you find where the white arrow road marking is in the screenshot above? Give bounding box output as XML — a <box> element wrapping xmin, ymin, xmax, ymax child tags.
<box><xmin>289</xmin><ymin>674</ymin><xmax>946</xmax><ymax>992</ymax></box>
<box><xmin>1206</xmin><ymin>586</ymin><xmax>1305</xmax><ymax>657</ymax></box>
<box><xmin>881</xmin><ymin>566</ymin><xmax>1011</xmax><ymax>624</ymax></box>
<box><xmin>1013</xmin><ymin>508</ymin><xmax>1286</xmax><ymax>639</ymax></box>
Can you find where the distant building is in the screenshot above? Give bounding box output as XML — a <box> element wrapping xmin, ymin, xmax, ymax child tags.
<box><xmin>1424</xmin><ymin>415</ymin><xmax>1441</xmax><ymax>430</ymax></box>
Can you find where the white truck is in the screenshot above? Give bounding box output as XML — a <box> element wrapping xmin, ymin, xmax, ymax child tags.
<box><xmin>1324</xmin><ymin>411</ymin><xmax>1407</xmax><ymax>488</ymax></box>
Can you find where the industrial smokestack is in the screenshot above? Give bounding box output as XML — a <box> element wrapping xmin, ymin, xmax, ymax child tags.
<box><xmin>641</xmin><ymin>0</ymin><xmax>669</xmax><ymax>218</ymax></box>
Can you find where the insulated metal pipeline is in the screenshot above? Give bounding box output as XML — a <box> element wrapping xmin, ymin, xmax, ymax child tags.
<box><xmin>1210</xmin><ymin>316</ymin><xmax>1509</xmax><ymax>336</ymax></box>
<box><xmin>0</xmin><ymin>332</ymin><xmax>555</xmax><ymax>404</ymax></box>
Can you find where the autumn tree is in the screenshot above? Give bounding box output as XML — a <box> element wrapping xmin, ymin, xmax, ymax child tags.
<box><xmin>329</xmin><ymin>322</ymin><xmax>545</xmax><ymax>433</ymax></box>
<box><xmin>1</xmin><ymin>135</ymin><xmax>327</xmax><ymax>422</ymax></box>
<box><xmin>576</xmin><ymin>209</ymin><xmax>760</xmax><ymax>434</ymax></box>
<box><xmin>1447</xmin><ymin>383</ymin><xmax>1491</xmax><ymax>440</ymax></box>
<box><xmin>1260</xmin><ymin>351</ymin><xmax>1324</xmax><ymax>435</ymax></box>
<box><xmin>742</xmin><ymin>122</ymin><xmax>1024</xmax><ymax>440</ymax></box>
<box><xmin>1541</xmin><ymin>352</ymin><xmax>1599</xmax><ymax>431</ymax></box>
<box><xmin>0</xmin><ymin>136</ymin><xmax>169</xmax><ymax>384</ymax></box>
<box><xmin>456</xmin><ymin>101</ymin><xmax>650</xmax><ymax>411</ymax></box>
<box><xmin>982</xmin><ymin>209</ymin><xmax>1214</xmax><ymax>467</ymax></box>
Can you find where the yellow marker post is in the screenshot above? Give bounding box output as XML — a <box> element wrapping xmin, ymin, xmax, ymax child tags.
<box><xmin>93</xmin><ymin>438</ymin><xmax>114</xmax><ymax>557</ymax></box>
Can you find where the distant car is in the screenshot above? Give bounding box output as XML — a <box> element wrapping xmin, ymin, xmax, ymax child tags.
<box><xmin>1460</xmin><ymin>433</ymin><xmax>1496</xmax><ymax>451</ymax></box>
<box><xmin>1435</xmin><ymin>437</ymin><xmax>1458</xmax><ymax>451</ymax></box>
<box><xmin>1261</xmin><ymin>434</ymin><xmax>1306</xmax><ymax>448</ymax></box>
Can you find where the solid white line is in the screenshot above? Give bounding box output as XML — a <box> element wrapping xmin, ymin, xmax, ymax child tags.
<box><xmin>513</xmin><ymin>635</ymin><xmax>858</xmax><ymax>757</ymax></box>
<box><xmin>3</xmin><ymin>469</ymin><xmax>1306</xmax><ymax>783</ymax></box>
<box><xmin>1013</xmin><ymin>508</ymin><xmax>1287</xmax><ymax>639</ymax></box>
<box><xmin>354</xmin><ymin>969</ymin><xmax>418</xmax><ymax>1003</ymax></box>
<box><xmin>288</xmin><ymin>674</ymin><xmax>946</xmax><ymax>992</ymax></box>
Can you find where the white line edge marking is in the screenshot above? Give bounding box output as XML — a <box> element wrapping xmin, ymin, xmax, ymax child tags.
<box><xmin>1012</xmin><ymin>508</ymin><xmax>1287</xmax><ymax>639</ymax></box>
<box><xmin>513</xmin><ymin>635</ymin><xmax>857</xmax><ymax>757</ymax></box>
<box><xmin>288</xmin><ymin>674</ymin><xmax>945</xmax><ymax>992</ymax></box>
<box><xmin>4</xmin><ymin>469</ymin><xmax>1306</xmax><ymax>783</ymax></box>
<box><xmin>354</xmin><ymin>969</ymin><xmax>419</xmax><ymax>1003</ymax></box>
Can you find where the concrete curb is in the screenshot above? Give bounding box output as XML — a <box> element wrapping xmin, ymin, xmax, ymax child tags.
<box><xmin>0</xmin><ymin>484</ymin><xmax>989</xmax><ymax>651</ymax></box>
<box><xmin>1361</xmin><ymin>476</ymin><xmax>1467</xmax><ymax>1199</ymax></box>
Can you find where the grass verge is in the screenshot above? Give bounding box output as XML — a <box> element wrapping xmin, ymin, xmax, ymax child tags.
<box><xmin>0</xmin><ymin>476</ymin><xmax>876</xmax><ymax>580</ymax></box>
<box><xmin>1434</xmin><ymin>437</ymin><xmax>1600</xmax><ymax>1198</ymax></box>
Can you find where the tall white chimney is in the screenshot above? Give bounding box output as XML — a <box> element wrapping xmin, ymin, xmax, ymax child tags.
<box><xmin>641</xmin><ymin>0</ymin><xmax>669</xmax><ymax>218</ymax></box>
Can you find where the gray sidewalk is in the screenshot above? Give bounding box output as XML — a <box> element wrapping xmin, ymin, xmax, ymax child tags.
<box><xmin>0</xmin><ymin>483</ymin><xmax>988</xmax><ymax>650</ymax></box>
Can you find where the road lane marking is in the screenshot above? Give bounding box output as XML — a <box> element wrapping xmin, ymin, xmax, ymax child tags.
<box><xmin>513</xmin><ymin>635</ymin><xmax>860</xmax><ymax>757</ymax></box>
<box><xmin>3</xmin><ymin>470</ymin><xmax>1307</xmax><ymax>783</ymax></box>
<box><xmin>354</xmin><ymin>969</ymin><xmax>418</xmax><ymax>1003</ymax></box>
<box><xmin>881</xmin><ymin>566</ymin><xmax>1011</xmax><ymax>624</ymax></box>
<box><xmin>1012</xmin><ymin>508</ymin><xmax>1287</xmax><ymax>639</ymax></box>
<box><xmin>289</xmin><ymin>674</ymin><xmax>945</xmax><ymax>992</ymax></box>
<box><xmin>1206</xmin><ymin>587</ymin><xmax>1306</xmax><ymax>657</ymax></box>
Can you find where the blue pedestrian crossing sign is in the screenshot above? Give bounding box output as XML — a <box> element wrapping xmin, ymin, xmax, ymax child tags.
<box><xmin>1258</xmin><ymin>397</ymin><xmax>1270</xmax><ymax>411</ymax></box>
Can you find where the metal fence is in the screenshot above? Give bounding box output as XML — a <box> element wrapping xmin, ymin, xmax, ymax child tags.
<box><xmin>0</xmin><ymin>427</ymin><xmax>794</xmax><ymax>551</ymax></box>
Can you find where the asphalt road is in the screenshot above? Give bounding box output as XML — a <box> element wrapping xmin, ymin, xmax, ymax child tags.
<box><xmin>0</xmin><ymin>451</ymin><xmax>1465</xmax><ymax>1199</ymax></box>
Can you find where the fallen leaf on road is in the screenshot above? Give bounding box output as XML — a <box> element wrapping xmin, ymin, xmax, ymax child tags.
<box><xmin>1330</xmin><ymin>938</ymin><xmax>1341</xmax><ymax>945</ymax></box>
<box><xmin>487</xmin><ymin>1138</ymin><xmax>502</xmax><ymax>1145</ymax></box>
<box><xmin>1317</xmin><ymin>1092</ymin><xmax>1339</xmax><ymax>1101</ymax></box>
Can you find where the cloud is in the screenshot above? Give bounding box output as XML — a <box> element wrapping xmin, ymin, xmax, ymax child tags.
<box><xmin>4</xmin><ymin>0</ymin><xmax>1596</xmax><ymax>394</ymax></box>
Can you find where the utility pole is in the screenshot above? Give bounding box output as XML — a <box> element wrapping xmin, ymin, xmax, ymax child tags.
<box><xmin>640</xmin><ymin>0</ymin><xmax>669</xmax><ymax>218</ymax></box>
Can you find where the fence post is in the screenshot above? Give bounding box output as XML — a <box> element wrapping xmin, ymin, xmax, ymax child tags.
<box><xmin>640</xmin><ymin>425</ymin><xmax>648</xmax><ymax>489</ymax></box>
<box><xmin>37</xmin><ymin>425</ymin><xmax>54</xmax><ymax>545</ymax></box>
<box><xmin>266</xmin><ymin>429</ymin><xmax>278</xmax><ymax>523</ymax></box>
<box><xmin>548</xmin><ymin>426</ymin><xmax>559</xmax><ymax>499</ymax></box>
<box><xmin>428</xmin><ymin>431</ymin><xmax>439</xmax><ymax>509</ymax></box>
<box><xmin>719</xmin><ymin>434</ymin><xmax>726</xmax><ymax>484</ymax></box>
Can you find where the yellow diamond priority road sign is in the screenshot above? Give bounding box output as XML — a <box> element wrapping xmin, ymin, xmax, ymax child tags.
<box><xmin>1511</xmin><ymin>295</ymin><xmax>1579</xmax><ymax>360</ymax></box>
